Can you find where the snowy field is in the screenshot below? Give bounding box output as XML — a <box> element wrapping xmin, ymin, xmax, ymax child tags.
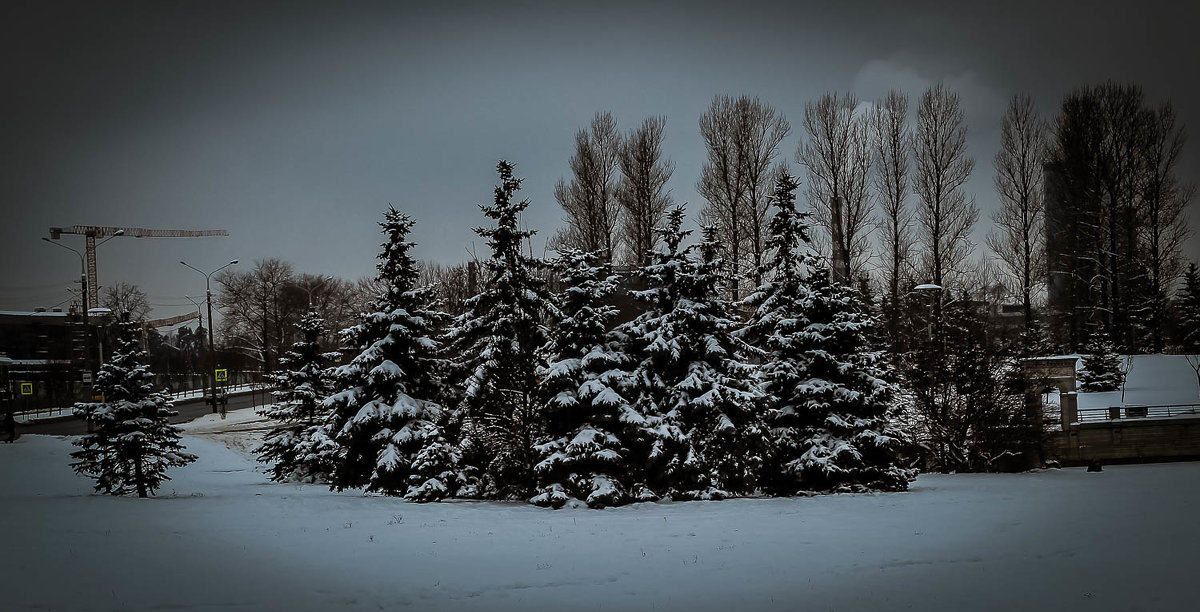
<box><xmin>3</xmin><ymin>412</ymin><xmax>1198</xmax><ymax>611</ymax></box>
<box><xmin>1076</xmin><ymin>354</ymin><xmax>1200</xmax><ymax>411</ymax></box>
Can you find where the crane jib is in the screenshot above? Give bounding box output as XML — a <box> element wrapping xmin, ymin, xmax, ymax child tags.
<box><xmin>49</xmin><ymin>226</ymin><xmax>229</xmax><ymax>239</ymax></box>
<box><xmin>45</xmin><ymin>225</ymin><xmax>229</xmax><ymax>310</ymax></box>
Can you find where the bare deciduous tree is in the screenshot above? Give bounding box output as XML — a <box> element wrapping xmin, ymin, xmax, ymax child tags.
<box><xmin>553</xmin><ymin>112</ymin><xmax>621</xmax><ymax>260</ymax></box>
<box><xmin>870</xmin><ymin>90</ymin><xmax>913</xmax><ymax>345</ymax></box>
<box><xmin>800</xmin><ymin>91</ymin><xmax>873</xmax><ymax>283</ymax></box>
<box><xmin>216</xmin><ymin>258</ymin><xmax>295</xmax><ymax>371</ymax></box>
<box><xmin>616</xmin><ymin>116</ymin><xmax>675</xmax><ymax>267</ymax></box>
<box><xmin>913</xmin><ymin>83</ymin><xmax>978</xmax><ymax>292</ymax></box>
<box><xmin>987</xmin><ymin>95</ymin><xmax>1047</xmax><ymax>332</ymax></box>
<box><xmin>418</xmin><ymin>260</ymin><xmax>475</xmax><ymax>316</ymax></box>
<box><xmin>698</xmin><ymin>95</ymin><xmax>790</xmax><ymax>299</ymax></box>
<box><xmin>1046</xmin><ymin>83</ymin><xmax>1190</xmax><ymax>352</ymax></box>
<box><xmin>1140</xmin><ymin>102</ymin><xmax>1194</xmax><ymax>352</ymax></box>
<box><xmin>284</xmin><ymin>273</ymin><xmax>359</xmax><ymax>347</ymax></box>
<box><xmin>101</xmin><ymin>282</ymin><xmax>151</xmax><ymax>321</ymax></box>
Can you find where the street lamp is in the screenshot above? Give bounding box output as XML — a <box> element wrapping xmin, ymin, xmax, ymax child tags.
<box><xmin>180</xmin><ymin>260</ymin><xmax>238</xmax><ymax>412</ymax></box>
<box><xmin>183</xmin><ymin>295</ymin><xmax>207</xmax><ymax>396</ymax></box>
<box><xmin>291</xmin><ymin>275</ymin><xmax>334</xmax><ymax>309</ymax></box>
<box><xmin>42</xmin><ymin>231</ymin><xmax>123</xmax><ymax>377</ymax></box>
<box><xmin>41</xmin><ymin>229</ymin><xmax>124</xmax><ymax>319</ymax></box>
<box><xmin>184</xmin><ymin>295</ymin><xmax>205</xmax><ymax>327</ymax></box>
<box><xmin>41</xmin><ymin>237</ymin><xmax>87</xmax><ymax>322</ymax></box>
<box><xmin>914</xmin><ymin>283</ymin><xmax>943</xmax><ymax>343</ymax></box>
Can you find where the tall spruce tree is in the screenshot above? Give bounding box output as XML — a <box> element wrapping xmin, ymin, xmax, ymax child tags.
<box><xmin>257</xmin><ymin>312</ymin><xmax>337</xmax><ymax>483</ymax></box>
<box><xmin>71</xmin><ymin>315</ymin><xmax>196</xmax><ymax>497</ymax></box>
<box><xmin>321</xmin><ymin>208</ymin><xmax>461</xmax><ymax>500</ymax></box>
<box><xmin>743</xmin><ymin>172</ymin><xmax>912</xmax><ymax>493</ymax></box>
<box><xmin>619</xmin><ymin>206</ymin><xmax>767</xmax><ymax>500</ymax></box>
<box><xmin>531</xmin><ymin>249</ymin><xmax>636</xmax><ymax>508</ymax></box>
<box><xmin>445</xmin><ymin>161</ymin><xmax>556</xmax><ymax>500</ymax></box>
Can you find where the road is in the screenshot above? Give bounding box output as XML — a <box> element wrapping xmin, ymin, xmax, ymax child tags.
<box><xmin>17</xmin><ymin>392</ymin><xmax>266</xmax><ymax>436</ymax></box>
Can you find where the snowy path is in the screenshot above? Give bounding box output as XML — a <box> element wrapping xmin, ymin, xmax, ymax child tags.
<box><xmin>2</xmin><ymin>429</ymin><xmax>1197</xmax><ymax>611</ymax></box>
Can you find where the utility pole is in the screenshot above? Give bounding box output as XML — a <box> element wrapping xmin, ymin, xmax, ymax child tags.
<box><xmin>181</xmin><ymin>260</ymin><xmax>238</xmax><ymax>413</ymax></box>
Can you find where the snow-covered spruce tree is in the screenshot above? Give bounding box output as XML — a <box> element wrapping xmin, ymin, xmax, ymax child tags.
<box><xmin>257</xmin><ymin>312</ymin><xmax>338</xmax><ymax>483</ymax></box>
<box><xmin>71</xmin><ymin>314</ymin><xmax>196</xmax><ymax>497</ymax></box>
<box><xmin>531</xmin><ymin>249</ymin><xmax>636</xmax><ymax>508</ymax></box>
<box><xmin>321</xmin><ymin>208</ymin><xmax>462</xmax><ymax>500</ymax></box>
<box><xmin>619</xmin><ymin>206</ymin><xmax>767</xmax><ymax>500</ymax></box>
<box><xmin>742</xmin><ymin>172</ymin><xmax>912</xmax><ymax>494</ymax></box>
<box><xmin>1078</xmin><ymin>336</ymin><xmax>1125</xmax><ymax>392</ymax></box>
<box><xmin>1176</xmin><ymin>262</ymin><xmax>1200</xmax><ymax>353</ymax></box>
<box><xmin>445</xmin><ymin>161</ymin><xmax>556</xmax><ymax>500</ymax></box>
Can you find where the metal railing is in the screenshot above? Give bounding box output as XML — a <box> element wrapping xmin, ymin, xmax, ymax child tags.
<box><xmin>1075</xmin><ymin>404</ymin><xmax>1200</xmax><ymax>424</ymax></box>
<box><xmin>11</xmin><ymin>371</ymin><xmax>271</xmax><ymax>422</ymax></box>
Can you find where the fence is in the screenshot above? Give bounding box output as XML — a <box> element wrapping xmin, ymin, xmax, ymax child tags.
<box><xmin>150</xmin><ymin>370</ymin><xmax>265</xmax><ymax>396</ymax></box>
<box><xmin>10</xmin><ymin>370</ymin><xmax>271</xmax><ymax>420</ymax></box>
<box><xmin>1075</xmin><ymin>404</ymin><xmax>1200</xmax><ymax>424</ymax></box>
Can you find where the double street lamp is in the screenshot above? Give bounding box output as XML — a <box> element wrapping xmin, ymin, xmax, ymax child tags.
<box><xmin>292</xmin><ymin>275</ymin><xmax>334</xmax><ymax>310</ymax></box>
<box><xmin>180</xmin><ymin>260</ymin><xmax>238</xmax><ymax>412</ymax></box>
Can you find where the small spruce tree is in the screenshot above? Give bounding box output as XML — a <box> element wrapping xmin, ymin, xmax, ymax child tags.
<box><xmin>619</xmin><ymin>206</ymin><xmax>767</xmax><ymax>500</ymax></box>
<box><xmin>1079</xmin><ymin>337</ymin><xmax>1125</xmax><ymax>392</ymax></box>
<box><xmin>71</xmin><ymin>314</ymin><xmax>197</xmax><ymax>497</ymax></box>
<box><xmin>257</xmin><ymin>312</ymin><xmax>337</xmax><ymax>483</ymax></box>
<box><xmin>1176</xmin><ymin>262</ymin><xmax>1200</xmax><ymax>353</ymax></box>
<box><xmin>531</xmin><ymin>249</ymin><xmax>635</xmax><ymax>508</ymax></box>
<box><xmin>321</xmin><ymin>208</ymin><xmax>461</xmax><ymax>499</ymax></box>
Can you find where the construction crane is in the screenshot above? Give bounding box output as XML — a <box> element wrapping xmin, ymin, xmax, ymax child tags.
<box><xmin>144</xmin><ymin>311</ymin><xmax>200</xmax><ymax>329</ymax></box>
<box><xmin>48</xmin><ymin>225</ymin><xmax>228</xmax><ymax>309</ymax></box>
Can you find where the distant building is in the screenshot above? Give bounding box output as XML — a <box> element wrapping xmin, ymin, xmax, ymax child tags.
<box><xmin>0</xmin><ymin>309</ymin><xmax>93</xmax><ymax>410</ymax></box>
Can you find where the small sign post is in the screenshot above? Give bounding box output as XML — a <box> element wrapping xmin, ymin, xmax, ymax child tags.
<box><xmin>214</xmin><ymin>369</ymin><xmax>228</xmax><ymax>383</ymax></box>
<box><xmin>19</xmin><ymin>382</ymin><xmax>33</xmax><ymax>396</ymax></box>
<box><xmin>82</xmin><ymin>372</ymin><xmax>93</xmax><ymax>384</ymax></box>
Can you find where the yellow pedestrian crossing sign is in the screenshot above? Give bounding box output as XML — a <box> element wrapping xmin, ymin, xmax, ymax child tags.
<box><xmin>215</xmin><ymin>369</ymin><xmax>228</xmax><ymax>382</ymax></box>
<box><xmin>19</xmin><ymin>382</ymin><xmax>33</xmax><ymax>396</ymax></box>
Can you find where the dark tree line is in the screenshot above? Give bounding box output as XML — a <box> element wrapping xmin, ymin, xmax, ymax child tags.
<box><xmin>546</xmin><ymin>81</ymin><xmax>1193</xmax><ymax>477</ymax></box>
<box><xmin>1046</xmin><ymin>83</ymin><xmax>1193</xmax><ymax>353</ymax></box>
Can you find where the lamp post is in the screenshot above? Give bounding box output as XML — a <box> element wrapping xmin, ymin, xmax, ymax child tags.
<box><xmin>42</xmin><ymin>238</ymin><xmax>88</xmax><ymax>325</ymax></box>
<box><xmin>43</xmin><ymin>230</ymin><xmax>124</xmax><ymax>375</ymax></box>
<box><xmin>184</xmin><ymin>294</ymin><xmax>206</xmax><ymax>391</ymax></box>
<box><xmin>914</xmin><ymin>284</ymin><xmax>942</xmax><ymax>344</ymax></box>
<box><xmin>292</xmin><ymin>275</ymin><xmax>334</xmax><ymax>310</ymax></box>
<box><xmin>180</xmin><ymin>260</ymin><xmax>238</xmax><ymax>412</ymax></box>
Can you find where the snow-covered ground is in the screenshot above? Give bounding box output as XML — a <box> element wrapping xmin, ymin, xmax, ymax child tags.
<box><xmin>1077</xmin><ymin>354</ymin><xmax>1200</xmax><ymax>411</ymax></box>
<box><xmin>2</xmin><ymin>410</ymin><xmax>1197</xmax><ymax>611</ymax></box>
<box><xmin>169</xmin><ymin>383</ymin><xmax>262</xmax><ymax>401</ymax></box>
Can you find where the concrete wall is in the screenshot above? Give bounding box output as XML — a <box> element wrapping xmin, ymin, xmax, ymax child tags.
<box><xmin>1057</xmin><ymin>417</ymin><xmax>1200</xmax><ymax>464</ymax></box>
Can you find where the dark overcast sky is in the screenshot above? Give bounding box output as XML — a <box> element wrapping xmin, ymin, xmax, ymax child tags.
<box><xmin>2</xmin><ymin>0</ymin><xmax>1197</xmax><ymax>317</ymax></box>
